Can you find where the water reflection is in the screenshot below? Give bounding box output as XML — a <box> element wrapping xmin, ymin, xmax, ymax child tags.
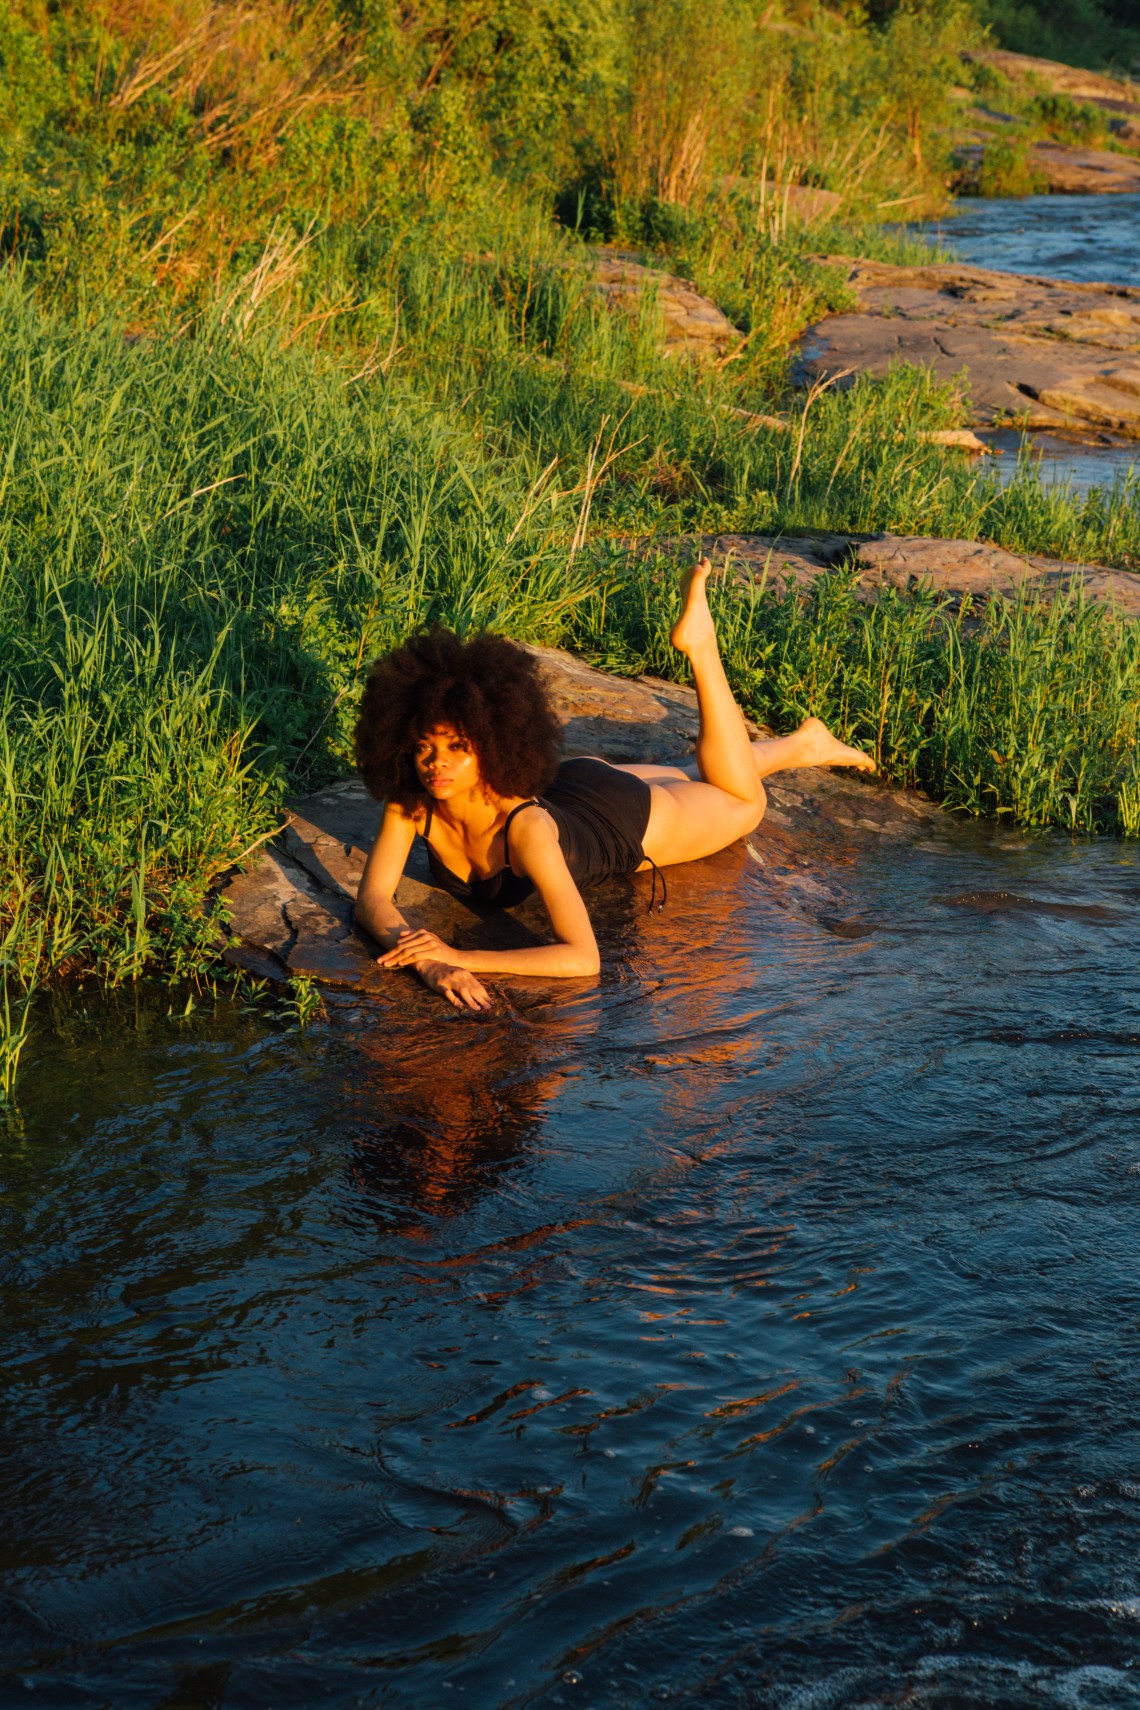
<box><xmin>4</xmin><ymin>816</ymin><xmax>1140</xmax><ymax>1707</ymax></box>
<box><xmin>346</xmin><ymin>1024</ymin><xmax>561</xmax><ymax>1233</ymax></box>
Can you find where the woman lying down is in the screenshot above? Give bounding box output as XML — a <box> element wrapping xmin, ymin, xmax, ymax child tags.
<box><xmin>353</xmin><ymin>558</ymin><xmax>874</xmax><ymax>1010</ymax></box>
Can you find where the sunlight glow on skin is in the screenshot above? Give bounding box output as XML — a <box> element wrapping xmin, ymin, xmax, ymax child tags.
<box><xmin>413</xmin><ymin>726</ymin><xmax>484</xmax><ymax>805</ymax></box>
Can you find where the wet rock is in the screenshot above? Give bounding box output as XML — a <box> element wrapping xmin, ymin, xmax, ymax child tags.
<box><xmin>922</xmin><ymin>428</ymin><xmax>991</xmax><ymax>452</ymax></box>
<box><xmin>218</xmin><ymin>644</ymin><xmax>938</xmax><ymax>993</ymax></box>
<box><xmin>666</xmin><ymin>530</ymin><xmax>1140</xmax><ymax>617</ymax></box>
<box><xmin>591</xmin><ymin>250</ymin><xmax>740</xmax><ymax>360</ymax></box>
<box><xmin>798</xmin><ymin>258</ymin><xmax>1140</xmax><ymax>436</ymax></box>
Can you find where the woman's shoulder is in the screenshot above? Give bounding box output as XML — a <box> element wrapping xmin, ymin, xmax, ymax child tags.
<box><xmin>503</xmin><ymin>798</ymin><xmax>557</xmax><ymax>849</ymax></box>
<box><xmin>381</xmin><ymin>798</ymin><xmax>427</xmax><ymax>833</ymax></box>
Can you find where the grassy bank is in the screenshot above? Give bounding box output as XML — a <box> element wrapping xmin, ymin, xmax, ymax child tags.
<box><xmin>3</xmin><ymin>0</ymin><xmax>1140</xmax><ymax>1085</ymax></box>
<box><xmin>4</xmin><ymin>272</ymin><xmax>1140</xmax><ymax>1011</ymax></box>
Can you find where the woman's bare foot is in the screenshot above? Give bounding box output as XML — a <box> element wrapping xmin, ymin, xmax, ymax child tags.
<box><xmin>794</xmin><ymin>715</ymin><xmax>876</xmax><ymax>772</ymax></box>
<box><xmin>670</xmin><ymin>557</ymin><xmax>718</xmax><ymax>657</ymax></box>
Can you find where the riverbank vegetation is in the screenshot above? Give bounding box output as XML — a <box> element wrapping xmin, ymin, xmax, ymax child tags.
<box><xmin>951</xmin><ymin>45</ymin><xmax>1140</xmax><ymax>195</ymax></box>
<box><xmin>982</xmin><ymin>0</ymin><xmax>1140</xmax><ymax>75</ymax></box>
<box><xmin>3</xmin><ymin>0</ymin><xmax>1140</xmax><ymax>1047</ymax></box>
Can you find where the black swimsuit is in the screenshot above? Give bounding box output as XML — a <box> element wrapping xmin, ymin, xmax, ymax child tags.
<box><xmin>420</xmin><ymin>757</ymin><xmax>654</xmax><ymax>908</ymax></box>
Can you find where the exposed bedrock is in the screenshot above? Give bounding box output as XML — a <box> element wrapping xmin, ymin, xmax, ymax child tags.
<box><xmin>666</xmin><ymin>531</ymin><xmax>1140</xmax><ymax>618</ymax></box>
<box><xmin>957</xmin><ymin>50</ymin><xmax>1140</xmax><ymax>158</ymax></box>
<box><xmin>590</xmin><ymin>250</ymin><xmax>741</xmax><ymax>360</ymax></box>
<box><xmin>960</xmin><ymin>48</ymin><xmax>1140</xmax><ymax>107</ymax></box>
<box><xmin>798</xmin><ymin>258</ymin><xmax>1140</xmax><ymax>436</ymax></box>
<box><xmin>954</xmin><ymin>141</ymin><xmax>1140</xmax><ymax>194</ymax></box>
<box><xmin>218</xmin><ymin>648</ymin><xmax>939</xmax><ymax>994</ymax></box>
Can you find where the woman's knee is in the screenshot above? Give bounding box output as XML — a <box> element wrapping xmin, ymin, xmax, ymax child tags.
<box><xmin>735</xmin><ymin>787</ymin><xmax>765</xmax><ymax>837</ymax></box>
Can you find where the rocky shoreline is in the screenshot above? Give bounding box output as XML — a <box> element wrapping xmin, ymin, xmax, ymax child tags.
<box><xmin>798</xmin><ymin>258</ymin><xmax>1140</xmax><ymax>438</ymax></box>
<box><xmin>220</xmin><ymin>515</ymin><xmax>1139</xmax><ymax>996</ymax></box>
<box><xmin>219</xmin><ymin>647</ymin><xmax>942</xmax><ymax>995</ymax></box>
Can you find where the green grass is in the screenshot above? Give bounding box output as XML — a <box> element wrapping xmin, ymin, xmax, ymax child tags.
<box><xmin>4</xmin><ymin>252</ymin><xmax>1140</xmax><ymax>1052</ymax></box>
<box><xmin>577</xmin><ymin>557</ymin><xmax>1140</xmax><ymax>833</ymax></box>
<box><xmin>5</xmin><ymin>0</ymin><xmax>1140</xmax><ymax>1109</ymax></box>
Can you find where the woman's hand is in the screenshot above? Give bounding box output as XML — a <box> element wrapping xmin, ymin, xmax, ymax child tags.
<box><xmin>377</xmin><ymin>929</ymin><xmax>466</xmax><ymax>970</ymax></box>
<box><xmin>376</xmin><ymin>932</ymin><xmax>491</xmax><ymax>1011</ymax></box>
<box><xmin>419</xmin><ymin>960</ymin><xmax>494</xmax><ymax>1012</ymax></box>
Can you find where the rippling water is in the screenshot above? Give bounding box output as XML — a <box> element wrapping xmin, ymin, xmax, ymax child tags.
<box><xmin>932</xmin><ymin>193</ymin><xmax>1140</xmax><ymax>287</ymax></box>
<box><xmin>917</xmin><ymin>194</ymin><xmax>1140</xmax><ymax>495</ymax></box>
<box><xmin>5</xmin><ymin>810</ymin><xmax>1140</xmax><ymax>1707</ymax></box>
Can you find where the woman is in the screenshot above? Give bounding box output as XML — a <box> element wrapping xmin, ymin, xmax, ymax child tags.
<box><xmin>354</xmin><ymin>557</ymin><xmax>873</xmax><ymax>1011</ymax></box>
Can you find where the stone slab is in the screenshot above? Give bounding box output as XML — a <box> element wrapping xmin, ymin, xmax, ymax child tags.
<box><xmin>218</xmin><ymin>644</ymin><xmax>941</xmax><ymax>994</ymax></box>
<box><xmin>954</xmin><ymin>140</ymin><xmax>1140</xmax><ymax>194</ymax></box>
<box><xmin>669</xmin><ymin>531</ymin><xmax>1140</xmax><ymax>618</ymax></box>
<box><xmin>798</xmin><ymin>258</ymin><xmax>1140</xmax><ymax>436</ymax></box>
<box><xmin>591</xmin><ymin>251</ymin><xmax>741</xmax><ymax>361</ymax></box>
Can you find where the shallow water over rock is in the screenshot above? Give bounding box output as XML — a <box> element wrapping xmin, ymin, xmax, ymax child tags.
<box><xmin>923</xmin><ymin>195</ymin><xmax>1140</xmax><ymax>493</ymax></box>
<box><xmin>5</xmin><ymin>803</ymin><xmax>1140</xmax><ymax>1707</ymax></box>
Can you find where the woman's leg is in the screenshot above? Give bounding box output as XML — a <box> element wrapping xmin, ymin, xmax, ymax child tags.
<box><xmin>631</xmin><ymin>558</ymin><xmax>873</xmax><ymax>869</ymax></box>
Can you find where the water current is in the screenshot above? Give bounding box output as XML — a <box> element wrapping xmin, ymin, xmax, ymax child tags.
<box><xmin>920</xmin><ymin>192</ymin><xmax>1140</xmax><ymax>494</ymax></box>
<box><xmin>5</xmin><ymin>807</ymin><xmax>1140</xmax><ymax>1707</ymax></box>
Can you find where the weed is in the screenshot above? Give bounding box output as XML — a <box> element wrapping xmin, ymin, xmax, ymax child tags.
<box><xmin>0</xmin><ymin>973</ymin><xmax>35</xmax><ymax>1105</ymax></box>
<box><xmin>286</xmin><ymin>976</ymin><xmax>326</xmax><ymax>1028</ymax></box>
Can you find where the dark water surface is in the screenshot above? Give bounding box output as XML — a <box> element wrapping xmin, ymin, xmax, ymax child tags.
<box><xmin>931</xmin><ymin>194</ymin><xmax>1140</xmax><ymax>287</ymax></box>
<box><xmin>5</xmin><ymin>813</ymin><xmax>1140</xmax><ymax>1708</ymax></box>
<box><xmin>918</xmin><ymin>194</ymin><xmax>1140</xmax><ymax>495</ymax></box>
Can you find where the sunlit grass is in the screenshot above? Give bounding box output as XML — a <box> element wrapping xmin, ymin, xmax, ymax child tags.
<box><xmin>576</xmin><ymin>556</ymin><xmax>1140</xmax><ymax>834</ymax></box>
<box><xmin>3</xmin><ymin>247</ymin><xmax>1140</xmax><ymax>1024</ymax></box>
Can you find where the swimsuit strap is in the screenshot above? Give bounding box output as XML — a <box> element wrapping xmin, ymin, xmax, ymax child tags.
<box><xmin>502</xmin><ymin>798</ymin><xmax>540</xmax><ymax>865</ymax></box>
<box><xmin>420</xmin><ymin>798</ymin><xmax>537</xmax><ymax>875</ymax></box>
<box><xmin>646</xmin><ymin>855</ymin><xmax>668</xmax><ymax>914</ymax></box>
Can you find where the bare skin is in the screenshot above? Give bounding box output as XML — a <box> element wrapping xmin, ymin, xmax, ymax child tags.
<box><xmin>627</xmin><ymin>556</ymin><xmax>873</xmax><ymax>871</ymax></box>
<box><xmin>354</xmin><ymin>557</ymin><xmax>874</xmax><ymax>1010</ymax></box>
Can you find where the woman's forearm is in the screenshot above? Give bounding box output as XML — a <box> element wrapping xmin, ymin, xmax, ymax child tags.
<box><xmin>353</xmin><ymin>892</ymin><xmax>411</xmax><ymax>952</ymax></box>
<box><xmin>457</xmin><ymin>942</ymin><xmax>600</xmax><ymax>979</ymax></box>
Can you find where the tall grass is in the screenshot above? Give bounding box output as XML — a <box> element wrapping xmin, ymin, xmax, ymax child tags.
<box><xmin>3</xmin><ymin>204</ymin><xmax>1140</xmax><ymax>1036</ymax></box>
<box><xmin>576</xmin><ymin>557</ymin><xmax>1140</xmax><ymax>833</ymax></box>
<box><xmin>0</xmin><ymin>276</ymin><xmax>611</xmax><ymax>998</ymax></box>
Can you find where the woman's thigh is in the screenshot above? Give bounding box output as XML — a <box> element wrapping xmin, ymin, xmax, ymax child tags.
<box><xmin>640</xmin><ymin>778</ymin><xmax>764</xmax><ymax>867</ymax></box>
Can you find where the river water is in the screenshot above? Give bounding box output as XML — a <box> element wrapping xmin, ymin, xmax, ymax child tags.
<box><xmin>5</xmin><ymin>802</ymin><xmax>1140</xmax><ymax>1707</ymax></box>
<box><xmin>922</xmin><ymin>193</ymin><xmax>1140</xmax><ymax>494</ymax></box>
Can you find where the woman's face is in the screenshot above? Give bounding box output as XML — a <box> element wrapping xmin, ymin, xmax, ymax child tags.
<box><xmin>413</xmin><ymin>724</ymin><xmax>482</xmax><ymax>801</ymax></box>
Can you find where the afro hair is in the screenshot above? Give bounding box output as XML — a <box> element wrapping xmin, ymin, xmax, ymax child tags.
<box><xmin>354</xmin><ymin>627</ymin><xmax>563</xmax><ymax>811</ymax></box>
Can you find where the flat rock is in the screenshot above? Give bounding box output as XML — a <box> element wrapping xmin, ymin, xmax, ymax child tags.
<box><xmin>721</xmin><ymin>177</ymin><xmax>842</xmax><ymax>226</ymax></box>
<box><xmin>954</xmin><ymin>139</ymin><xmax>1140</xmax><ymax>194</ymax></box>
<box><xmin>591</xmin><ymin>250</ymin><xmax>740</xmax><ymax>360</ymax></box>
<box><xmin>798</xmin><ymin>257</ymin><xmax>1140</xmax><ymax>436</ymax></box>
<box><xmin>669</xmin><ymin>530</ymin><xmax>1140</xmax><ymax>618</ymax></box>
<box><xmin>217</xmin><ymin>644</ymin><xmax>941</xmax><ymax>994</ymax></box>
<box><xmin>961</xmin><ymin>48</ymin><xmax>1139</xmax><ymax>109</ymax></box>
